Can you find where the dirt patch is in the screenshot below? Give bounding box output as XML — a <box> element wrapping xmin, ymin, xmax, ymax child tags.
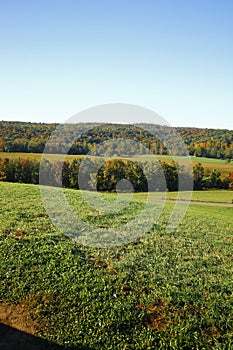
<box><xmin>0</xmin><ymin>301</ymin><xmax>37</xmax><ymax>334</ymax></box>
<box><xmin>138</xmin><ymin>297</ymin><xmax>172</xmax><ymax>331</ymax></box>
<box><xmin>13</xmin><ymin>230</ymin><xmax>29</xmax><ymax>238</ymax></box>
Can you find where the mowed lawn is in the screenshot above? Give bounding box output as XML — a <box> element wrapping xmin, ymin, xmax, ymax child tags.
<box><xmin>0</xmin><ymin>182</ymin><xmax>233</xmax><ymax>349</ymax></box>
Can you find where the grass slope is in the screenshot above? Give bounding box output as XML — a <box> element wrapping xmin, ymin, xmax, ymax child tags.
<box><xmin>132</xmin><ymin>190</ymin><xmax>233</xmax><ymax>204</ymax></box>
<box><xmin>0</xmin><ymin>182</ymin><xmax>233</xmax><ymax>349</ymax></box>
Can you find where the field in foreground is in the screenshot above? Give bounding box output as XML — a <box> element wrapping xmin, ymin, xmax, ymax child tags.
<box><xmin>0</xmin><ymin>182</ymin><xmax>233</xmax><ymax>349</ymax></box>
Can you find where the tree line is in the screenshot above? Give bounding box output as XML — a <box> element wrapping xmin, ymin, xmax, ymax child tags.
<box><xmin>0</xmin><ymin>157</ymin><xmax>232</xmax><ymax>191</ymax></box>
<box><xmin>0</xmin><ymin>121</ymin><xmax>233</xmax><ymax>160</ymax></box>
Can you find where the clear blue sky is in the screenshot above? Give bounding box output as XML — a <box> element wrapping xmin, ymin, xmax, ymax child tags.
<box><xmin>0</xmin><ymin>0</ymin><xmax>233</xmax><ymax>129</ymax></box>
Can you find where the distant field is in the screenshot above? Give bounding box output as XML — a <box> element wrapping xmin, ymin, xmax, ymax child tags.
<box><xmin>132</xmin><ymin>155</ymin><xmax>233</xmax><ymax>175</ymax></box>
<box><xmin>0</xmin><ymin>152</ymin><xmax>232</xmax><ymax>174</ymax></box>
<box><xmin>0</xmin><ymin>152</ymin><xmax>79</xmax><ymax>162</ymax></box>
<box><xmin>132</xmin><ymin>190</ymin><xmax>233</xmax><ymax>204</ymax></box>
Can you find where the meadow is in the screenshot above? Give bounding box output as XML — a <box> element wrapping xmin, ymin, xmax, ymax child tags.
<box><xmin>0</xmin><ymin>152</ymin><xmax>232</xmax><ymax>175</ymax></box>
<box><xmin>0</xmin><ymin>182</ymin><xmax>233</xmax><ymax>349</ymax></box>
<box><xmin>132</xmin><ymin>190</ymin><xmax>233</xmax><ymax>204</ymax></box>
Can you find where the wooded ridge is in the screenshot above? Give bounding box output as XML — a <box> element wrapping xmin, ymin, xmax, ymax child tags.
<box><xmin>0</xmin><ymin>121</ymin><xmax>233</xmax><ymax>160</ymax></box>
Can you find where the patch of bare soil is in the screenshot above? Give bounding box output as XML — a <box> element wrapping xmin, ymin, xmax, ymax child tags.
<box><xmin>0</xmin><ymin>301</ymin><xmax>45</xmax><ymax>350</ymax></box>
<box><xmin>0</xmin><ymin>301</ymin><xmax>37</xmax><ymax>334</ymax></box>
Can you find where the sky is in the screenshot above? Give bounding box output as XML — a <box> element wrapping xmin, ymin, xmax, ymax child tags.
<box><xmin>0</xmin><ymin>0</ymin><xmax>233</xmax><ymax>129</ymax></box>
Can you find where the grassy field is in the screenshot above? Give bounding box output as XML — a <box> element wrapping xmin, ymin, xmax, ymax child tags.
<box><xmin>132</xmin><ymin>190</ymin><xmax>233</xmax><ymax>204</ymax></box>
<box><xmin>0</xmin><ymin>152</ymin><xmax>232</xmax><ymax>175</ymax></box>
<box><xmin>0</xmin><ymin>182</ymin><xmax>233</xmax><ymax>349</ymax></box>
<box><xmin>167</xmin><ymin>190</ymin><xmax>233</xmax><ymax>203</ymax></box>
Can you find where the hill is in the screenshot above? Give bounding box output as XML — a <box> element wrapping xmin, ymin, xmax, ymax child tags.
<box><xmin>0</xmin><ymin>121</ymin><xmax>233</xmax><ymax>160</ymax></box>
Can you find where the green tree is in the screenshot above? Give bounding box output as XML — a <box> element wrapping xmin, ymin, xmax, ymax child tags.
<box><xmin>193</xmin><ymin>163</ymin><xmax>204</xmax><ymax>190</ymax></box>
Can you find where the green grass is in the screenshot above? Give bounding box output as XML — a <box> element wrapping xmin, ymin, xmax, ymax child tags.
<box><xmin>132</xmin><ymin>190</ymin><xmax>233</xmax><ymax>204</ymax></box>
<box><xmin>0</xmin><ymin>182</ymin><xmax>233</xmax><ymax>349</ymax></box>
<box><xmin>168</xmin><ymin>190</ymin><xmax>233</xmax><ymax>203</ymax></box>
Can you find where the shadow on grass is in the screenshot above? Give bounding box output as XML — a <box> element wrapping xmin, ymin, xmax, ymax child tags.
<box><xmin>0</xmin><ymin>323</ymin><xmax>92</xmax><ymax>350</ymax></box>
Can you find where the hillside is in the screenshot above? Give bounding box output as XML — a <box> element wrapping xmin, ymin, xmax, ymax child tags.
<box><xmin>0</xmin><ymin>121</ymin><xmax>233</xmax><ymax>160</ymax></box>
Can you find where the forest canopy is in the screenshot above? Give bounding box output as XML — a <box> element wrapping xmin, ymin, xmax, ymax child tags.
<box><xmin>0</xmin><ymin>121</ymin><xmax>233</xmax><ymax>160</ymax></box>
